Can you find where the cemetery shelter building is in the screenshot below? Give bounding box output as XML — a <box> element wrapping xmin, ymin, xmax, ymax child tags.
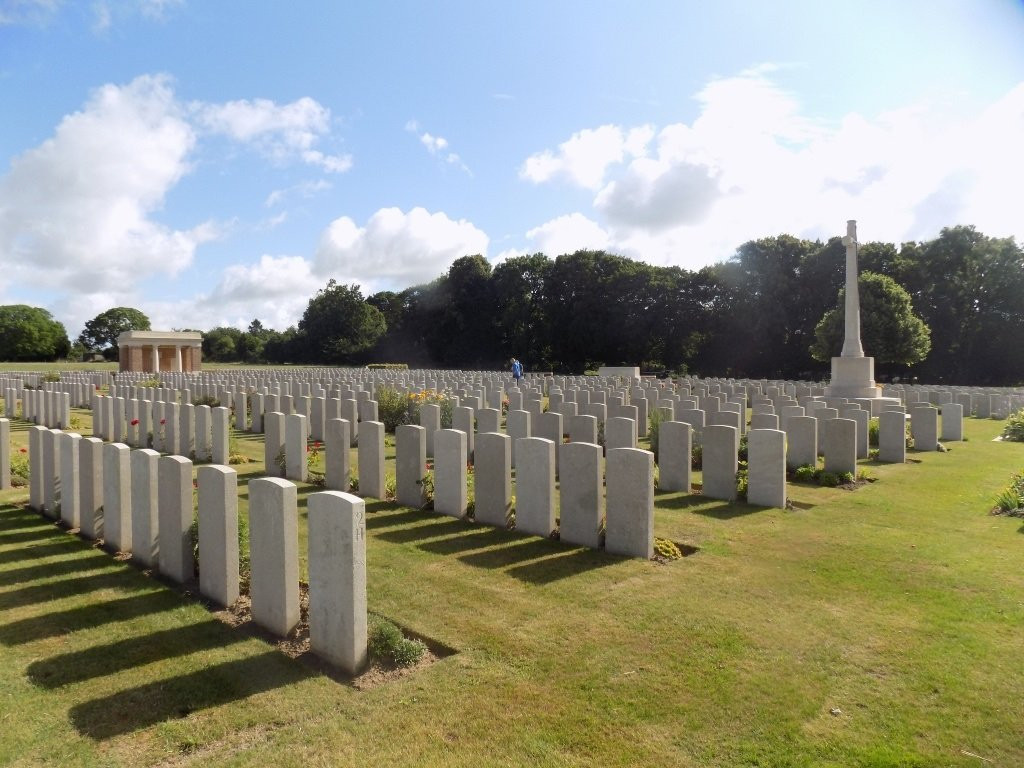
<box><xmin>117</xmin><ymin>331</ymin><xmax>202</xmax><ymax>373</ymax></box>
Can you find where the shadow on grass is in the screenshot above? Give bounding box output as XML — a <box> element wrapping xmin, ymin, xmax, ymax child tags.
<box><xmin>0</xmin><ymin>539</ymin><xmax>85</xmax><ymax>566</ymax></box>
<box><xmin>375</xmin><ymin>517</ymin><xmax>465</xmax><ymax>545</ymax></box>
<box><xmin>0</xmin><ymin>552</ymin><xmax>113</xmax><ymax>588</ymax></box>
<box><xmin>0</xmin><ymin>527</ymin><xmax>68</xmax><ymax>546</ymax></box>
<box><xmin>504</xmin><ymin>546</ymin><xmax>621</xmax><ymax>585</ymax></box>
<box><xmin>28</xmin><ymin>619</ymin><xmax>249</xmax><ymax>688</ymax></box>
<box><xmin>69</xmin><ymin>650</ymin><xmax>314</xmax><ymax>739</ymax></box>
<box><xmin>687</xmin><ymin>500</ymin><xmax>765</xmax><ymax>520</ymax></box>
<box><xmin>0</xmin><ymin>569</ymin><xmax>154</xmax><ymax>611</ymax></box>
<box><xmin>0</xmin><ymin>590</ymin><xmax>181</xmax><ymax>646</ymax></box>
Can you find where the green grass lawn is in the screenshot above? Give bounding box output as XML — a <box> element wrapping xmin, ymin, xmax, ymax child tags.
<box><xmin>1</xmin><ymin>402</ymin><xmax>1023</xmax><ymax>767</ymax></box>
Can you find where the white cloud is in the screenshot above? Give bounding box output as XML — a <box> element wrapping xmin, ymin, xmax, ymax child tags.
<box><xmin>147</xmin><ymin>254</ymin><xmax>323</xmax><ymax>332</ymax></box>
<box><xmin>314</xmin><ymin>206</ymin><xmax>489</xmax><ymax>292</ymax></box>
<box><xmin>0</xmin><ymin>74</ymin><xmax>214</xmax><ymax>296</ymax></box>
<box><xmin>195</xmin><ymin>96</ymin><xmax>351</xmax><ymax>172</ymax></box>
<box><xmin>520</xmin><ymin>69</ymin><xmax>1024</xmax><ymax>267</ymax></box>
<box><xmin>520</xmin><ymin>124</ymin><xmax>652</xmax><ymax>190</ymax></box>
<box><xmin>405</xmin><ymin>120</ymin><xmax>471</xmax><ymax>174</ymax></box>
<box><xmin>525</xmin><ymin>213</ymin><xmax>609</xmax><ymax>256</ymax></box>
<box><xmin>0</xmin><ymin>0</ymin><xmax>60</xmax><ymax>26</ymax></box>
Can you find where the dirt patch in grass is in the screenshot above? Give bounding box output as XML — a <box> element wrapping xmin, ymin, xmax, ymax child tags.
<box><xmin>210</xmin><ymin>582</ymin><xmax>451</xmax><ymax>689</ymax></box>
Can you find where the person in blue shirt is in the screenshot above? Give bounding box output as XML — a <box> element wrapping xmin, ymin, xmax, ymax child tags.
<box><xmin>511</xmin><ymin>358</ymin><xmax>523</xmax><ymax>384</ymax></box>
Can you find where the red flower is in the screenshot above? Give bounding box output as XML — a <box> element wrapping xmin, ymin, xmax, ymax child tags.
<box><xmin>131</xmin><ymin>418</ymin><xmax>139</xmax><ymax>426</ymax></box>
<box><xmin>314</xmin><ymin>441</ymin><xmax>321</xmax><ymax>449</ymax></box>
<box><xmin>160</xmin><ymin>418</ymin><xmax>166</xmax><ymax>425</ymax></box>
<box><xmin>19</xmin><ymin>447</ymin><xmax>27</xmax><ymax>453</ymax></box>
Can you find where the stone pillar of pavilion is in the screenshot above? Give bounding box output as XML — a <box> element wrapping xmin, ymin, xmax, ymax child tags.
<box><xmin>824</xmin><ymin>220</ymin><xmax>900</xmax><ymax>415</ymax></box>
<box><xmin>117</xmin><ymin>331</ymin><xmax>203</xmax><ymax>374</ymax></box>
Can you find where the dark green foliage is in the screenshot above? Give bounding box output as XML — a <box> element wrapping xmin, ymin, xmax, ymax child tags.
<box><xmin>298</xmin><ymin>280</ymin><xmax>386</xmax><ymax>364</ymax></box>
<box><xmin>77</xmin><ymin>307</ymin><xmax>150</xmax><ymax>357</ymax></box>
<box><xmin>811</xmin><ymin>272</ymin><xmax>931</xmax><ymax>372</ymax></box>
<box><xmin>0</xmin><ymin>305</ymin><xmax>70</xmax><ymax>361</ymax></box>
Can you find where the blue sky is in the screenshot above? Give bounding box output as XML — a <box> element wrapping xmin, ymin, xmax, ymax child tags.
<box><xmin>2</xmin><ymin>0</ymin><xmax>1023</xmax><ymax>338</ymax></box>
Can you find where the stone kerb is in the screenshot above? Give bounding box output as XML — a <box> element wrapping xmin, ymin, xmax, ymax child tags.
<box><xmin>131</xmin><ymin>448</ymin><xmax>161</xmax><ymax>568</ymax></box>
<box><xmin>103</xmin><ymin>443</ymin><xmax>132</xmax><ymax>552</ymax></box>
<box><xmin>78</xmin><ymin>437</ymin><xmax>104</xmax><ymax>539</ymax></box>
<box><xmin>823</xmin><ymin>418</ymin><xmax>857</xmax><ymax>475</ymax></box>
<box><xmin>658</xmin><ymin>421</ymin><xmax>692</xmax><ymax>493</ymax></box>
<box><xmin>785</xmin><ymin>415</ymin><xmax>817</xmax><ymax>470</ymax></box>
<box><xmin>747</xmin><ymin>429</ymin><xmax>786</xmax><ymax>508</ymax></box>
<box><xmin>703</xmin><ymin>424</ymin><xmax>738</xmax><ymax>501</ymax></box>
<box><xmin>158</xmin><ymin>455</ymin><xmax>195</xmax><ymax>583</ymax></box>
<box><xmin>249</xmin><ymin>477</ymin><xmax>300</xmax><ymax>637</ymax></box>
<box><xmin>910</xmin><ymin>406</ymin><xmax>939</xmax><ymax>452</ymax></box>
<box><xmin>326</xmin><ymin>418</ymin><xmax>352</xmax><ymax>492</ymax></box>
<box><xmin>515</xmin><ymin>437</ymin><xmax>556</xmax><ymax>537</ymax></box>
<box><xmin>940</xmin><ymin>402</ymin><xmax>963</xmax><ymax>441</ymax></box>
<box><xmin>434</xmin><ymin>428</ymin><xmax>468</xmax><ymax>518</ymax></box>
<box><xmin>559</xmin><ymin>441</ymin><xmax>603</xmax><ymax>549</ymax></box>
<box><xmin>605</xmin><ymin>448</ymin><xmax>654</xmax><ymax>559</ymax></box>
<box><xmin>28</xmin><ymin>425</ymin><xmax>46</xmax><ymax>510</ymax></box>
<box><xmin>420</xmin><ymin>403</ymin><xmax>441</xmax><ymax>458</ymax></box>
<box><xmin>59</xmin><ymin>432</ymin><xmax>82</xmax><ymax>528</ymax></box>
<box><xmin>358</xmin><ymin>421</ymin><xmax>386</xmax><ymax>499</ymax></box>
<box><xmin>285</xmin><ymin>413</ymin><xmax>308</xmax><ymax>482</ymax></box>
<box><xmin>197</xmin><ymin>464</ymin><xmax>240</xmax><ymax>608</ymax></box>
<box><xmin>473</xmin><ymin>432</ymin><xmax>512</xmax><ymax>528</ymax></box>
<box><xmin>212</xmin><ymin>406</ymin><xmax>231</xmax><ymax>465</ymax></box>
<box><xmin>41</xmin><ymin>428</ymin><xmax>61</xmax><ymax>518</ymax></box>
<box><xmin>308</xmin><ymin>491</ymin><xmax>368</xmax><ymax>675</ymax></box>
<box><xmin>878</xmin><ymin>410</ymin><xmax>907</xmax><ymax>463</ymax></box>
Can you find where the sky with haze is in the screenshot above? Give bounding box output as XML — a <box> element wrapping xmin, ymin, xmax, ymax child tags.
<box><xmin>1</xmin><ymin>0</ymin><xmax>1023</xmax><ymax>338</ymax></box>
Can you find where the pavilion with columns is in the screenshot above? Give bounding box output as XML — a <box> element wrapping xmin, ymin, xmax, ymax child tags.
<box><xmin>116</xmin><ymin>330</ymin><xmax>203</xmax><ymax>374</ymax></box>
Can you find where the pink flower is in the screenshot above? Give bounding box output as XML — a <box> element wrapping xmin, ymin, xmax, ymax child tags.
<box><xmin>160</xmin><ymin>418</ymin><xmax>166</xmax><ymax>425</ymax></box>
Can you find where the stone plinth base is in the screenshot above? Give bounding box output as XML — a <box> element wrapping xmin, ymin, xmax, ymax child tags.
<box><xmin>826</xmin><ymin>356</ymin><xmax>878</xmax><ymax>400</ymax></box>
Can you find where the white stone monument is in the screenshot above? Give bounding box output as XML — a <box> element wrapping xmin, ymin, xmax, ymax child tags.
<box><xmin>825</xmin><ymin>220</ymin><xmax>900</xmax><ymax>414</ymax></box>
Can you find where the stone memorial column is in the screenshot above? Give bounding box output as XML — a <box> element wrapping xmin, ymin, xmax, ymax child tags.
<box><xmin>158</xmin><ymin>455</ymin><xmax>194</xmax><ymax>583</ymax></box>
<box><xmin>559</xmin><ymin>441</ymin><xmax>602</xmax><ymax>548</ymax></box>
<box><xmin>102</xmin><ymin>442</ymin><xmax>132</xmax><ymax>552</ymax></box>
<box><xmin>473</xmin><ymin>432</ymin><xmax>511</xmax><ymax>528</ymax></box>
<box><xmin>395</xmin><ymin>424</ymin><xmax>426</xmax><ymax>508</ymax></box>
<box><xmin>131</xmin><ymin>448</ymin><xmax>161</xmax><ymax>567</ymax></box>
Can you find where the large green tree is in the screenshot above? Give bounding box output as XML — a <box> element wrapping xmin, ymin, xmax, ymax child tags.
<box><xmin>0</xmin><ymin>305</ymin><xmax>71</xmax><ymax>361</ymax></box>
<box><xmin>78</xmin><ymin>307</ymin><xmax>151</xmax><ymax>359</ymax></box>
<box><xmin>810</xmin><ymin>272</ymin><xmax>931</xmax><ymax>375</ymax></box>
<box><xmin>298</xmin><ymin>280</ymin><xmax>386</xmax><ymax>363</ymax></box>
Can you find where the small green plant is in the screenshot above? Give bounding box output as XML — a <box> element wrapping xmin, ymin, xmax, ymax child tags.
<box><xmin>1002</xmin><ymin>409</ymin><xmax>1024</xmax><ymax>442</ymax></box>
<box><xmin>654</xmin><ymin>537</ymin><xmax>683</xmax><ymax>560</ymax></box>
<box><xmin>139</xmin><ymin>377</ymin><xmax>160</xmax><ymax>388</ymax></box>
<box><xmin>818</xmin><ymin>471</ymin><xmax>840</xmax><ymax>488</ymax></box>
<box><xmin>418</xmin><ymin>469</ymin><xmax>435</xmax><ymax>509</ymax></box>
<box><xmin>9</xmin><ymin>446</ymin><xmax>30</xmax><ymax>486</ymax></box>
<box><xmin>349</xmin><ymin>470</ymin><xmax>359</xmax><ymax>492</ymax></box>
<box><xmin>792</xmin><ymin>464</ymin><xmax>817</xmax><ymax>483</ymax></box>
<box><xmin>42</xmin><ymin>371</ymin><xmax>61</xmax><ymax>383</ymax></box>
<box><xmin>192</xmin><ymin>395</ymin><xmax>220</xmax><ymax>408</ymax></box>
<box><xmin>992</xmin><ymin>469</ymin><xmax>1024</xmax><ymax>515</ymax></box>
<box><xmin>736</xmin><ymin>468</ymin><xmax>749</xmax><ymax>500</ymax></box>
<box><xmin>274</xmin><ymin>446</ymin><xmax>287</xmax><ymax>475</ymax></box>
<box><xmin>868</xmin><ymin>418</ymin><xmax>880</xmax><ymax>447</ymax></box>
<box><xmin>368</xmin><ymin>617</ymin><xmax>426</xmax><ymax>667</ymax></box>
<box><xmin>384</xmin><ymin>473</ymin><xmax>396</xmax><ymax>502</ymax></box>
<box><xmin>691</xmin><ymin>443</ymin><xmax>702</xmax><ymax>471</ymax></box>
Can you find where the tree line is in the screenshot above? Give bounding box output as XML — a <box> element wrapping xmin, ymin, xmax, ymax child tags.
<box><xmin>2</xmin><ymin>225</ymin><xmax>1021</xmax><ymax>385</ymax></box>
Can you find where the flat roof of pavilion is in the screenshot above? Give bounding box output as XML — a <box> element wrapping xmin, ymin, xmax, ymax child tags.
<box><xmin>117</xmin><ymin>331</ymin><xmax>203</xmax><ymax>344</ymax></box>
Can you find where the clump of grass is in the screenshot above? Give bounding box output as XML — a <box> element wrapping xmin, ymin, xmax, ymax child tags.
<box><xmin>368</xmin><ymin>617</ymin><xmax>426</xmax><ymax>668</ymax></box>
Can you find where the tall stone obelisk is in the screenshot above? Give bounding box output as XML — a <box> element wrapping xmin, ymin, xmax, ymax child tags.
<box><xmin>825</xmin><ymin>220</ymin><xmax>879</xmax><ymax>400</ymax></box>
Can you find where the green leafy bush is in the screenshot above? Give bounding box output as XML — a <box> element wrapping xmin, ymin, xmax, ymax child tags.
<box><xmin>9</xmin><ymin>447</ymin><xmax>29</xmax><ymax>486</ymax></box>
<box><xmin>1002</xmin><ymin>409</ymin><xmax>1024</xmax><ymax>442</ymax></box>
<box><xmin>992</xmin><ymin>469</ymin><xmax>1024</xmax><ymax>514</ymax></box>
<box><xmin>691</xmin><ymin>443</ymin><xmax>702</xmax><ymax>471</ymax></box>
<box><xmin>192</xmin><ymin>395</ymin><xmax>220</xmax><ymax>408</ymax></box>
<box><xmin>868</xmin><ymin>418</ymin><xmax>880</xmax><ymax>447</ymax></box>
<box><xmin>376</xmin><ymin>388</ymin><xmax>411</xmax><ymax>432</ymax></box>
<box><xmin>368</xmin><ymin>617</ymin><xmax>426</xmax><ymax>667</ymax></box>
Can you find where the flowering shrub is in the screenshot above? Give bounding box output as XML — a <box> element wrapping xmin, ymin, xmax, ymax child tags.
<box><xmin>377</xmin><ymin>388</ymin><xmax>455</xmax><ymax>433</ymax></box>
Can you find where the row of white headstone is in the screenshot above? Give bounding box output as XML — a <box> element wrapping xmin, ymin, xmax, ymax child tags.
<box><xmin>23</xmin><ymin>424</ymin><xmax>368</xmax><ymax>675</ymax></box>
